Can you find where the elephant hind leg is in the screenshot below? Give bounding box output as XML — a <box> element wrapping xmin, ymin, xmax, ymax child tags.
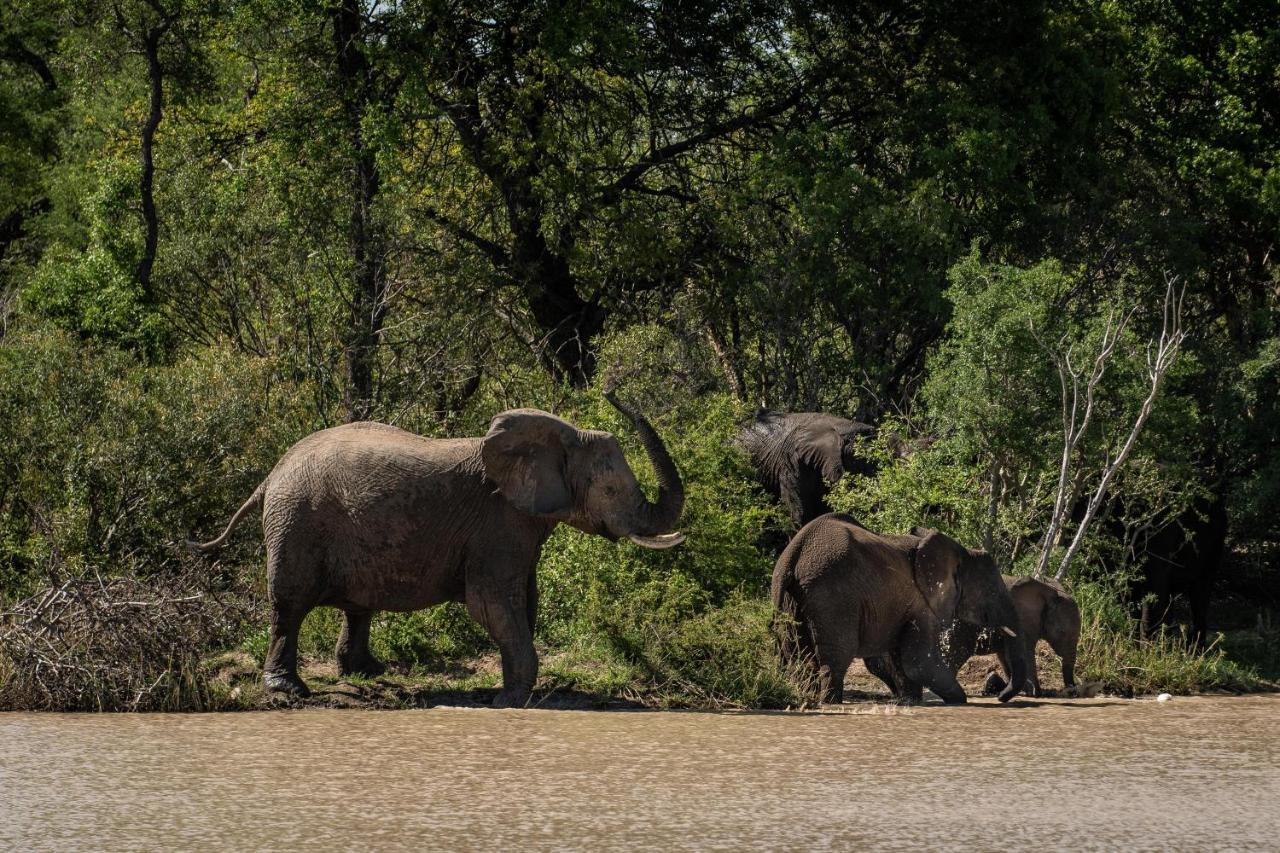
<box><xmin>264</xmin><ymin>601</ymin><xmax>311</xmax><ymax>697</ymax></box>
<box><xmin>337</xmin><ymin>609</ymin><xmax>385</xmax><ymax>678</ymax></box>
<box><xmin>812</xmin><ymin>637</ymin><xmax>855</xmax><ymax>704</ymax></box>
<box><xmin>263</xmin><ymin>538</ymin><xmax>323</xmax><ymax>697</ymax></box>
<box><xmin>1049</xmin><ymin>635</ymin><xmax>1077</xmax><ymax>690</ymax></box>
<box><xmin>816</xmin><ymin>657</ymin><xmax>852</xmax><ymax>704</ymax></box>
<box><xmin>863</xmin><ymin>655</ymin><xmax>898</xmax><ymax>696</ymax></box>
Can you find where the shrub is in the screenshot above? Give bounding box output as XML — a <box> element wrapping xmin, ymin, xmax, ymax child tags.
<box><xmin>1071</xmin><ymin>579</ymin><xmax>1267</xmax><ymax>695</ymax></box>
<box><xmin>586</xmin><ymin>591</ymin><xmax>809</xmax><ymax>709</ymax></box>
<box><xmin>0</xmin><ymin>322</ymin><xmax>313</xmax><ymax>595</ymax></box>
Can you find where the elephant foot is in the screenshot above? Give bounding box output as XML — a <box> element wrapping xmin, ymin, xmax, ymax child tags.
<box><xmin>338</xmin><ymin>654</ymin><xmax>386</xmax><ymax>679</ymax></box>
<box><xmin>265</xmin><ymin>671</ymin><xmax>311</xmax><ymax>698</ymax></box>
<box><xmin>491</xmin><ymin>687</ymin><xmax>531</xmax><ymax>709</ymax></box>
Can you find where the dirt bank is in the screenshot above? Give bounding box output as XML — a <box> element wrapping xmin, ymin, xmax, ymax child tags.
<box><xmin>207</xmin><ymin>645</ymin><xmax>1098</xmax><ymax>712</ymax></box>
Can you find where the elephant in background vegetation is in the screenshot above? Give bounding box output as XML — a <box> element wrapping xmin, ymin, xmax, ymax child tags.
<box><xmin>868</xmin><ymin>575</ymin><xmax>1080</xmax><ymax>698</ymax></box>
<box><xmin>737</xmin><ymin>411</ymin><xmax>876</xmax><ymax>529</ymax></box>
<box><xmin>1124</xmin><ymin>495</ymin><xmax>1227</xmax><ymax>649</ymax></box>
<box><xmin>189</xmin><ymin>389</ymin><xmax>685</xmax><ymax>706</ymax></box>
<box><xmin>772</xmin><ymin>514</ymin><xmax>1028</xmax><ymax>704</ymax></box>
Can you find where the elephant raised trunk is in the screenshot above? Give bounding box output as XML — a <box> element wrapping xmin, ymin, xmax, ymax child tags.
<box><xmin>603</xmin><ymin>386</ymin><xmax>685</xmax><ymax>544</ymax></box>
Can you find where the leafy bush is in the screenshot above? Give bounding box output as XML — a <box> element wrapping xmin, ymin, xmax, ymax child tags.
<box><xmin>584</xmin><ymin>591</ymin><xmax>809</xmax><ymax>709</ymax></box>
<box><xmin>0</xmin><ymin>321</ymin><xmax>312</xmax><ymax>596</ymax></box>
<box><xmin>828</xmin><ymin>420</ymin><xmax>988</xmax><ymax>543</ymax></box>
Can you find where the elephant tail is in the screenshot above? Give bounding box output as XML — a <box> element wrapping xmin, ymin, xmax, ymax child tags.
<box><xmin>186</xmin><ymin>482</ymin><xmax>265</xmax><ymax>554</ymax></box>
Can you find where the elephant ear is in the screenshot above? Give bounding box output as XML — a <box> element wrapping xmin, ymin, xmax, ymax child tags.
<box><xmin>481</xmin><ymin>409</ymin><xmax>578</xmax><ymax>516</ymax></box>
<box><xmin>795</xmin><ymin>422</ymin><xmax>846</xmax><ymax>484</ymax></box>
<box><xmin>911</xmin><ymin>528</ymin><xmax>961</xmax><ymax>619</ymax></box>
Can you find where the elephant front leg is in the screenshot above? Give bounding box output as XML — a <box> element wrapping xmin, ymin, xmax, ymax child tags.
<box><xmin>900</xmin><ymin>622</ymin><xmax>966</xmax><ymax>705</ymax></box>
<box><xmin>466</xmin><ymin>583</ymin><xmax>537</xmax><ymax>708</ymax></box>
<box><xmin>337</xmin><ymin>609</ymin><xmax>386</xmax><ymax>678</ymax></box>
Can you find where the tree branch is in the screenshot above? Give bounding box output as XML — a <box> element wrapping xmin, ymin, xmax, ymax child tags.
<box><xmin>592</xmin><ymin>86</ymin><xmax>809</xmax><ymax>211</ymax></box>
<box><xmin>414</xmin><ymin>204</ymin><xmax>510</xmax><ymax>270</ymax></box>
<box><xmin>1054</xmin><ymin>277</ymin><xmax>1186</xmax><ymax>580</ymax></box>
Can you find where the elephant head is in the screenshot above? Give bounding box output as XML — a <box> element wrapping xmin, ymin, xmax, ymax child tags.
<box><xmin>481</xmin><ymin>390</ymin><xmax>685</xmax><ymax>549</ymax></box>
<box><xmin>778</xmin><ymin>413</ymin><xmax>876</xmax><ymax>484</ymax></box>
<box><xmin>911</xmin><ymin>527</ymin><xmax>1029</xmax><ymax>702</ymax></box>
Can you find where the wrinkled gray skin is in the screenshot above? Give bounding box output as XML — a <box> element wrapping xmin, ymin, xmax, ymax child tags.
<box><xmin>737</xmin><ymin>411</ymin><xmax>875</xmax><ymax>529</ymax></box>
<box><xmin>188</xmin><ymin>391</ymin><xmax>684</xmax><ymax>706</ymax></box>
<box><xmin>772</xmin><ymin>514</ymin><xmax>1029</xmax><ymax>704</ymax></box>
<box><xmin>868</xmin><ymin>575</ymin><xmax>1079</xmax><ymax>699</ymax></box>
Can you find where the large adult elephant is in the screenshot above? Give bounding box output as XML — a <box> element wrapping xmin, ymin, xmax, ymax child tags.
<box><xmin>868</xmin><ymin>575</ymin><xmax>1080</xmax><ymax>698</ymax></box>
<box><xmin>737</xmin><ymin>411</ymin><xmax>875</xmax><ymax>528</ymax></box>
<box><xmin>772</xmin><ymin>513</ymin><xmax>1028</xmax><ymax>704</ymax></box>
<box><xmin>188</xmin><ymin>389</ymin><xmax>684</xmax><ymax>706</ymax></box>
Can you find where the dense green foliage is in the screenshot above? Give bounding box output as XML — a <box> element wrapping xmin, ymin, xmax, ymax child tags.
<box><xmin>1</xmin><ymin>0</ymin><xmax>1277</xmax><ymax>707</ymax></box>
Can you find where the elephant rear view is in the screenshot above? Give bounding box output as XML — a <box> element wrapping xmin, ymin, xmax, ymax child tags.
<box><xmin>187</xmin><ymin>389</ymin><xmax>684</xmax><ymax>706</ymax></box>
<box><xmin>772</xmin><ymin>514</ymin><xmax>1028</xmax><ymax>704</ymax></box>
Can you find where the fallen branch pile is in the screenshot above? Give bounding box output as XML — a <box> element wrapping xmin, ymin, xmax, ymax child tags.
<box><xmin>0</xmin><ymin>571</ymin><xmax>253</xmax><ymax>711</ymax></box>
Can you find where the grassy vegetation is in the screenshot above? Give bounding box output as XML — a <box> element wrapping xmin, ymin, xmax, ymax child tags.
<box><xmin>1070</xmin><ymin>581</ymin><xmax>1273</xmax><ymax>696</ymax></box>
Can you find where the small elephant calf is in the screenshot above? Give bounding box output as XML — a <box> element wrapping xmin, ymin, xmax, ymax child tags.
<box><xmin>869</xmin><ymin>575</ymin><xmax>1080</xmax><ymax>698</ymax></box>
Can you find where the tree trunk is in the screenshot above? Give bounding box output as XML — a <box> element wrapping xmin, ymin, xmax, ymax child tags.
<box><xmin>333</xmin><ymin>0</ymin><xmax>387</xmax><ymax>422</ymax></box>
<box><xmin>136</xmin><ymin>31</ymin><xmax>165</xmax><ymax>305</ymax></box>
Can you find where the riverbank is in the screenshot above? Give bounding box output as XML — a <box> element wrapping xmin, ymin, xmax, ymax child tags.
<box><xmin>3</xmin><ymin>572</ymin><xmax>1274</xmax><ymax>712</ymax></box>
<box><xmin>198</xmin><ymin>644</ymin><xmax>1256</xmax><ymax>713</ymax></box>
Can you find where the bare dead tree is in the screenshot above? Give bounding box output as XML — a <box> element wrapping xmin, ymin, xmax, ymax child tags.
<box><xmin>1035</xmin><ymin>275</ymin><xmax>1187</xmax><ymax>581</ymax></box>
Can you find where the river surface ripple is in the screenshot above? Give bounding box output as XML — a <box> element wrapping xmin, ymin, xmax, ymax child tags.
<box><xmin>2</xmin><ymin>695</ymin><xmax>1278</xmax><ymax>851</ymax></box>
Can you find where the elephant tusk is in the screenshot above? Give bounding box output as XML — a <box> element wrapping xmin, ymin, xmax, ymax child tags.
<box><xmin>1000</xmin><ymin>625</ymin><xmax>1017</xmax><ymax>638</ymax></box>
<box><xmin>627</xmin><ymin>532</ymin><xmax>686</xmax><ymax>550</ymax></box>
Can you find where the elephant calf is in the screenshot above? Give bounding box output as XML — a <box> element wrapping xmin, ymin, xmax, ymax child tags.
<box><xmin>189</xmin><ymin>389</ymin><xmax>684</xmax><ymax>706</ymax></box>
<box><xmin>868</xmin><ymin>575</ymin><xmax>1080</xmax><ymax>698</ymax></box>
<box><xmin>772</xmin><ymin>514</ymin><xmax>1028</xmax><ymax>704</ymax></box>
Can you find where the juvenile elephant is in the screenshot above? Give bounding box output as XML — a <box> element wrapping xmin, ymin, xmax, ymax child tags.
<box><xmin>189</xmin><ymin>389</ymin><xmax>684</xmax><ymax>706</ymax></box>
<box><xmin>868</xmin><ymin>575</ymin><xmax>1080</xmax><ymax>698</ymax></box>
<box><xmin>737</xmin><ymin>411</ymin><xmax>875</xmax><ymax>529</ymax></box>
<box><xmin>772</xmin><ymin>514</ymin><xmax>1028</xmax><ymax>704</ymax></box>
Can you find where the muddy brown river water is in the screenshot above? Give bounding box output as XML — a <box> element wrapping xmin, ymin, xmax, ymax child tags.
<box><xmin>2</xmin><ymin>695</ymin><xmax>1278</xmax><ymax>851</ymax></box>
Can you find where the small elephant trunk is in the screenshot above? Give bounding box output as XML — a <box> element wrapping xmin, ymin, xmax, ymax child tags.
<box><xmin>997</xmin><ymin>619</ymin><xmax>1030</xmax><ymax>703</ymax></box>
<box><xmin>604</xmin><ymin>387</ymin><xmax>685</xmax><ymax>536</ymax></box>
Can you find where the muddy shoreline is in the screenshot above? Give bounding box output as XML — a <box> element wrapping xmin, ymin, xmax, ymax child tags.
<box><xmin>194</xmin><ymin>647</ymin><xmax>1260</xmax><ymax>713</ymax></box>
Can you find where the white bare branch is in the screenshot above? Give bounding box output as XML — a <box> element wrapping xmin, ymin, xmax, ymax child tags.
<box><xmin>1047</xmin><ymin>275</ymin><xmax>1186</xmax><ymax>580</ymax></box>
